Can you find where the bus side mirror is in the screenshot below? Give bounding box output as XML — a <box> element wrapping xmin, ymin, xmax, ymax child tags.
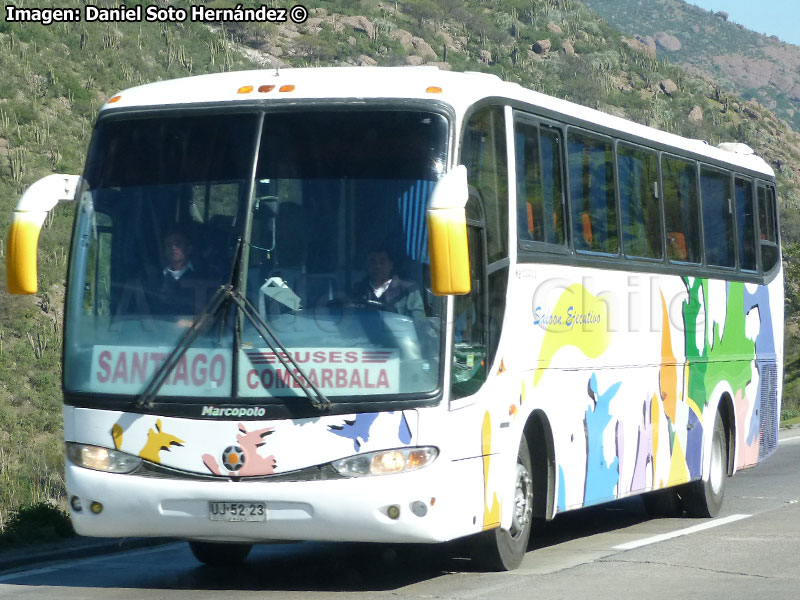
<box><xmin>427</xmin><ymin>165</ymin><xmax>470</xmax><ymax>296</ymax></box>
<box><xmin>6</xmin><ymin>174</ymin><xmax>80</xmax><ymax>294</ymax></box>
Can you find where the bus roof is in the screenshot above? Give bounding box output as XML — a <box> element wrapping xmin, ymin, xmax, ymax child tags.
<box><xmin>101</xmin><ymin>66</ymin><xmax>774</xmax><ymax>178</ymax></box>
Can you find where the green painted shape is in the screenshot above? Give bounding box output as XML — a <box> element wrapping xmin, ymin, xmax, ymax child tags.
<box><xmin>682</xmin><ymin>278</ymin><xmax>755</xmax><ymax>409</ymax></box>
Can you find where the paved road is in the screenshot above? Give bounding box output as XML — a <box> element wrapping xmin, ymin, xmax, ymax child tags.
<box><xmin>1</xmin><ymin>429</ymin><xmax>799</xmax><ymax>599</ymax></box>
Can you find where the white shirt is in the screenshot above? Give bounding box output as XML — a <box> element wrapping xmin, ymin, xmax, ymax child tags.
<box><xmin>371</xmin><ymin>278</ymin><xmax>392</xmax><ymax>298</ymax></box>
<box><xmin>163</xmin><ymin>261</ymin><xmax>194</xmax><ymax>280</ymax></box>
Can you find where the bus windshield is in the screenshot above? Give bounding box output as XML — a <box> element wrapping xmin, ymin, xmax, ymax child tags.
<box><xmin>64</xmin><ymin>109</ymin><xmax>448</xmax><ymax>403</ymax></box>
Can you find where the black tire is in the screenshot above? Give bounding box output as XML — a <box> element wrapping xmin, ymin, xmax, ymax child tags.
<box><xmin>471</xmin><ymin>436</ymin><xmax>534</xmax><ymax>571</ymax></box>
<box><xmin>189</xmin><ymin>541</ymin><xmax>252</xmax><ymax>566</ymax></box>
<box><xmin>681</xmin><ymin>413</ymin><xmax>727</xmax><ymax>518</ymax></box>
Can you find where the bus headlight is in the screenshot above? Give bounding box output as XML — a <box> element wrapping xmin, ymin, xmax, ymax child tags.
<box><xmin>332</xmin><ymin>447</ymin><xmax>438</xmax><ymax>477</ymax></box>
<box><xmin>66</xmin><ymin>443</ymin><xmax>142</xmax><ymax>474</ymax></box>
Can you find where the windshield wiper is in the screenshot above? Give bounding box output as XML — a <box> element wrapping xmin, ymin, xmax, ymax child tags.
<box><xmin>227</xmin><ymin>287</ymin><xmax>330</xmax><ymax>410</ymax></box>
<box><xmin>134</xmin><ymin>243</ymin><xmax>331</xmax><ymax>411</ymax></box>
<box><xmin>134</xmin><ymin>285</ymin><xmax>230</xmax><ymax>410</ymax></box>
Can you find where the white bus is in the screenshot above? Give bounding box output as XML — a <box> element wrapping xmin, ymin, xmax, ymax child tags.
<box><xmin>6</xmin><ymin>67</ymin><xmax>782</xmax><ymax>570</ymax></box>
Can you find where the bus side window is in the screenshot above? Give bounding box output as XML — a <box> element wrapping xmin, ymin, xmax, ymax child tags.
<box><xmin>567</xmin><ymin>129</ymin><xmax>618</xmax><ymax>254</ymax></box>
<box><xmin>735</xmin><ymin>178</ymin><xmax>757</xmax><ymax>272</ymax></box>
<box><xmin>514</xmin><ymin>119</ymin><xmax>566</xmax><ymax>248</ymax></box>
<box><xmin>618</xmin><ymin>143</ymin><xmax>662</xmax><ymax>259</ymax></box>
<box><xmin>452</xmin><ymin>222</ymin><xmax>488</xmax><ymax>399</ymax></box>
<box><xmin>758</xmin><ymin>185</ymin><xmax>780</xmax><ymax>272</ymax></box>
<box><xmin>662</xmin><ymin>155</ymin><xmax>701</xmax><ymax>264</ymax></box>
<box><xmin>701</xmin><ymin>168</ymin><xmax>735</xmax><ymax>268</ymax></box>
<box><xmin>461</xmin><ymin>105</ymin><xmax>508</xmax><ymax>264</ymax></box>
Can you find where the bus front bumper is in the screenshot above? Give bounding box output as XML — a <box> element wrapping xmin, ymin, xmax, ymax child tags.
<box><xmin>65</xmin><ymin>457</ymin><xmax>482</xmax><ymax>544</ymax></box>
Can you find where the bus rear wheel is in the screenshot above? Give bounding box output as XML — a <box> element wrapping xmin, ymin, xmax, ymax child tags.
<box><xmin>189</xmin><ymin>541</ymin><xmax>252</xmax><ymax>566</ymax></box>
<box><xmin>681</xmin><ymin>413</ymin><xmax>727</xmax><ymax>518</ymax></box>
<box><xmin>471</xmin><ymin>436</ymin><xmax>533</xmax><ymax>571</ymax></box>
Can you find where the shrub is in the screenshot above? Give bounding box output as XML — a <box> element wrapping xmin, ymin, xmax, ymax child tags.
<box><xmin>0</xmin><ymin>502</ymin><xmax>73</xmax><ymax>547</ymax></box>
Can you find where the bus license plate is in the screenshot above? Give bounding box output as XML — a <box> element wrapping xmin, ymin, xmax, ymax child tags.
<box><xmin>209</xmin><ymin>502</ymin><xmax>267</xmax><ymax>522</ymax></box>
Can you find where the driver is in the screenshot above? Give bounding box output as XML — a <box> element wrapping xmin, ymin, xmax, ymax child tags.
<box><xmin>351</xmin><ymin>247</ymin><xmax>425</xmax><ymax>319</ymax></box>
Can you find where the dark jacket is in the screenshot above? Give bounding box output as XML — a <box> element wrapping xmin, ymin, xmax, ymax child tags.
<box><xmin>351</xmin><ymin>277</ymin><xmax>425</xmax><ymax>320</ymax></box>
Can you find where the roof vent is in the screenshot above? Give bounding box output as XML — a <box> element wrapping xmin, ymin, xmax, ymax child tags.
<box><xmin>717</xmin><ymin>142</ymin><xmax>755</xmax><ymax>155</ymax></box>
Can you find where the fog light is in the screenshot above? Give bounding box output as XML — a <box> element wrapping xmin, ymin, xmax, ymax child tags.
<box><xmin>387</xmin><ymin>505</ymin><xmax>400</xmax><ymax>520</ymax></box>
<box><xmin>411</xmin><ymin>501</ymin><xmax>427</xmax><ymax>517</ymax></box>
<box><xmin>70</xmin><ymin>496</ymin><xmax>82</xmax><ymax>512</ymax></box>
<box><xmin>90</xmin><ymin>501</ymin><xmax>103</xmax><ymax>514</ymax></box>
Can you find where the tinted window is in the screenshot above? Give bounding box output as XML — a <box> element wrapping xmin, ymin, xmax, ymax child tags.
<box><xmin>701</xmin><ymin>168</ymin><xmax>734</xmax><ymax>268</ymax></box>
<box><xmin>515</xmin><ymin>120</ymin><xmax>565</xmax><ymax>247</ymax></box>
<box><xmin>735</xmin><ymin>178</ymin><xmax>757</xmax><ymax>272</ymax></box>
<box><xmin>462</xmin><ymin>106</ymin><xmax>508</xmax><ymax>263</ymax></box>
<box><xmin>662</xmin><ymin>155</ymin><xmax>700</xmax><ymax>263</ymax></box>
<box><xmin>568</xmin><ymin>130</ymin><xmax>617</xmax><ymax>254</ymax></box>
<box><xmin>758</xmin><ymin>185</ymin><xmax>780</xmax><ymax>272</ymax></box>
<box><xmin>618</xmin><ymin>144</ymin><xmax>662</xmax><ymax>259</ymax></box>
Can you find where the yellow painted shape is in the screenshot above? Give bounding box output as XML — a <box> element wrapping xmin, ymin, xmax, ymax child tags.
<box><xmin>111</xmin><ymin>423</ymin><xmax>123</xmax><ymax>451</ymax></box>
<box><xmin>427</xmin><ymin>208</ymin><xmax>470</xmax><ymax>295</ymax></box>
<box><xmin>481</xmin><ymin>411</ymin><xmax>501</xmax><ymax>529</ymax></box>
<box><xmin>659</xmin><ymin>292</ymin><xmax>679</xmax><ymax>422</ymax></box>
<box><xmin>6</xmin><ymin>218</ymin><xmax>42</xmax><ymax>295</ymax></box>
<box><xmin>650</xmin><ymin>393</ymin><xmax>661</xmax><ymax>487</ymax></box>
<box><xmin>667</xmin><ymin>436</ymin><xmax>690</xmax><ymax>486</ymax></box>
<box><xmin>138</xmin><ymin>419</ymin><xmax>185</xmax><ymax>463</ymax></box>
<box><xmin>534</xmin><ymin>284</ymin><xmax>611</xmax><ymax>386</ymax></box>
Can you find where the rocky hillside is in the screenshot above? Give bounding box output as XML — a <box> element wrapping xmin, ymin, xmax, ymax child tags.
<box><xmin>582</xmin><ymin>0</ymin><xmax>800</xmax><ymax>133</ymax></box>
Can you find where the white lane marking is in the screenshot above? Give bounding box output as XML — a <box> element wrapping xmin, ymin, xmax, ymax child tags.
<box><xmin>779</xmin><ymin>435</ymin><xmax>800</xmax><ymax>444</ymax></box>
<box><xmin>613</xmin><ymin>514</ymin><xmax>751</xmax><ymax>551</ymax></box>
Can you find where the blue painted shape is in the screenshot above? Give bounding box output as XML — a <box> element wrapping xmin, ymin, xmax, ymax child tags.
<box><xmin>584</xmin><ymin>373</ymin><xmax>621</xmax><ymax>505</ymax></box>
<box><xmin>557</xmin><ymin>464</ymin><xmax>566</xmax><ymax>512</ymax></box>
<box><xmin>685</xmin><ymin>410</ymin><xmax>704</xmax><ymax>479</ymax></box>
<box><xmin>743</xmin><ymin>286</ymin><xmax>775</xmax><ymax>356</ymax></box>
<box><xmin>397</xmin><ymin>413</ymin><xmax>412</xmax><ymax>444</ymax></box>
<box><xmin>328</xmin><ymin>413</ymin><xmax>380</xmax><ymax>451</ymax></box>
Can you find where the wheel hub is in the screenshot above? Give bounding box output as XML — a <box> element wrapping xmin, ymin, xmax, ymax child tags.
<box><xmin>510</xmin><ymin>463</ymin><xmax>533</xmax><ymax>539</ymax></box>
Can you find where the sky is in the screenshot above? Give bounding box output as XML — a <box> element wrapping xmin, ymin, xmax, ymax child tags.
<box><xmin>687</xmin><ymin>0</ymin><xmax>800</xmax><ymax>46</ymax></box>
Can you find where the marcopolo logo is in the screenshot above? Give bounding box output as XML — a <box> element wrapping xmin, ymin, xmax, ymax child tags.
<box><xmin>201</xmin><ymin>405</ymin><xmax>267</xmax><ymax>418</ymax></box>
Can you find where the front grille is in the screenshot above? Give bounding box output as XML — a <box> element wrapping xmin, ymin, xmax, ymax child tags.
<box><xmin>131</xmin><ymin>461</ymin><xmax>344</xmax><ymax>482</ymax></box>
<box><xmin>757</xmin><ymin>360</ymin><xmax>779</xmax><ymax>460</ymax></box>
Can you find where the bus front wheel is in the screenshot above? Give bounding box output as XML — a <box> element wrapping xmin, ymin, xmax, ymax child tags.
<box><xmin>471</xmin><ymin>436</ymin><xmax>533</xmax><ymax>571</ymax></box>
<box><xmin>681</xmin><ymin>413</ymin><xmax>727</xmax><ymax>518</ymax></box>
<box><xmin>189</xmin><ymin>541</ymin><xmax>252</xmax><ymax>566</ymax></box>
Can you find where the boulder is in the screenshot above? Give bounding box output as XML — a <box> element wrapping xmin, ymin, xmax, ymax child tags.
<box><xmin>634</xmin><ymin>34</ymin><xmax>657</xmax><ymax>58</ymax></box>
<box><xmin>688</xmin><ymin>106</ymin><xmax>703</xmax><ymax>123</ymax></box>
<box><xmin>561</xmin><ymin>40</ymin><xmax>575</xmax><ymax>56</ymax></box>
<box><xmin>390</xmin><ymin>29</ymin><xmax>437</xmax><ymax>60</ymax></box>
<box><xmin>660</xmin><ymin>79</ymin><xmax>678</xmax><ymax>95</ymax></box>
<box><xmin>532</xmin><ymin>39</ymin><xmax>551</xmax><ymax>55</ymax></box>
<box><xmin>653</xmin><ymin>32</ymin><xmax>681</xmax><ymax>52</ymax></box>
<box><xmin>479</xmin><ymin>49</ymin><xmax>492</xmax><ymax>63</ymax></box>
<box><xmin>339</xmin><ymin>15</ymin><xmax>374</xmax><ymax>40</ymax></box>
<box><xmin>622</xmin><ymin>36</ymin><xmax>655</xmax><ymax>59</ymax></box>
